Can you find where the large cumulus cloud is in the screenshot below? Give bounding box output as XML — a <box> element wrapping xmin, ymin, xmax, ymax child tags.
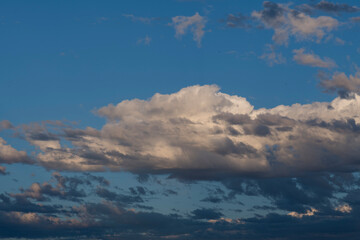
<box><xmin>12</xmin><ymin>85</ymin><xmax>359</xmax><ymax>180</ymax></box>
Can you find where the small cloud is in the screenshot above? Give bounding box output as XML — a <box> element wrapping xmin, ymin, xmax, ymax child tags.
<box><xmin>252</xmin><ymin>2</ymin><xmax>339</xmax><ymax>45</ymax></box>
<box><xmin>350</xmin><ymin>16</ymin><xmax>360</xmax><ymax>22</ymax></box>
<box><xmin>0</xmin><ymin>166</ymin><xmax>7</xmax><ymax>175</ymax></box>
<box><xmin>319</xmin><ymin>71</ymin><xmax>360</xmax><ymax>97</ymax></box>
<box><xmin>288</xmin><ymin>208</ymin><xmax>318</xmax><ymax>218</ymax></box>
<box><xmin>335</xmin><ymin>37</ymin><xmax>345</xmax><ymax>45</ymax></box>
<box><xmin>208</xmin><ymin>217</ymin><xmax>243</xmax><ymax>224</ymax></box>
<box><xmin>221</xmin><ymin>13</ymin><xmax>251</xmax><ymax>28</ymax></box>
<box><xmin>335</xmin><ymin>203</ymin><xmax>352</xmax><ymax>213</ymax></box>
<box><xmin>260</xmin><ymin>44</ymin><xmax>286</xmax><ymax>66</ymax></box>
<box><xmin>171</xmin><ymin>12</ymin><xmax>207</xmax><ymax>47</ymax></box>
<box><xmin>137</xmin><ymin>35</ymin><xmax>151</xmax><ymax>45</ymax></box>
<box><xmin>96</xmin><ymin>17</ymin><xmax>109</xmax><ymax>24</ymax></box>
<box><xmin>0</xmin><ymin>120</ymin><xmax>13</xmax><ymax>131</ymax></box>
<box><xmin>123</xmin><ymin>14</ymin><xmax>157</xmax><ymax>24</ymax></box>
<box><xmin>293</xmin><ymin>48</ymin><xmax>337</xmax><ymax>68</ymax></box>
<box><xmin>314</xmin><ymin>1</ymin><xmax>360</xmax><ymax>14</ymax></box>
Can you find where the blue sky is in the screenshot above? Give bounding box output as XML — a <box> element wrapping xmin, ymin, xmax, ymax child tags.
<box><xmin>1</xmin><ymin>1</ymin><xmax>360</xmax><ymax>239</ymax></box>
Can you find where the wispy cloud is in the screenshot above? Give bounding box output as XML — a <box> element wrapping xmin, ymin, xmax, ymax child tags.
<box><xmin>137</xmin><ymin>35</ymin><xmax>151</xmax><ymax>45</ymax></box>
<box><xmin>171</xmin><ymin>12</ymin><xmax>207</xmax><ymax>47</ymax></box>
<box><xmin>293</xmin><ymin>48</ymin><xmax>336</xmax><ymax>68</ymax></box>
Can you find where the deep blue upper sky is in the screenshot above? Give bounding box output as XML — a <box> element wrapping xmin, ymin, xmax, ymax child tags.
<box><xmin>2</xmin><ymin>0</ymin><xmax>359</xmax><ymax>126</ymax></box>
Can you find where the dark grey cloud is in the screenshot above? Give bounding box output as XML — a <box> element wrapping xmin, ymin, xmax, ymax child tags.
<box><xmin>12</xmin><ymin>172</ymin><xmax>111</xmax><ymax>203</ymax></box>
<box><xmin>0</xmin><ymin>193</ymin><xmax>66</xmax><ymax>215</ymax></box>
<box><xmin>191</xmin><ymin>208</ymin><xmax>223</xmax><ymax>220</ymax></box>
<box><xmin>314</xmin><ymin>1</ymin><xmax>360</xmax><ymax>13</ymax></box>
<box><xmin>0</xmin><ymin>198</ymin><xmax>359</xmax><ymax>239</ymax></box>
<box><xmin>96</xmin><ymin>187</ymin><xmax>144</xmax><ymax>205</ymax></box>
<box><xmin>222</xmin><ymin>173</ymin><xmax>358</xmax><ymax>213</ymax></box>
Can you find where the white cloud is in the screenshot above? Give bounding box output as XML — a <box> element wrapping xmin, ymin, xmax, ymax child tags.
<box><xmin>19</xmin><ymin>85</ymin><xmax>360</xmax><ymax>180</ymax></box>
<box><xmin>293</xmin><ymin>48</ymin><xmax>336</xmax><ymax>68</ymax></box>
<box><xmin>171</xmin><ymin>12</ymin><xmax>207</xmax><ymax>47</ymax></box>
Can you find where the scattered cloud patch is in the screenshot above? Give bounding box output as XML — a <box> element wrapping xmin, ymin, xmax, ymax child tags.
<box><xmin>293</xmin><ymin>48</ymin><xmax>336</xmax><ymax>68</ymax></box>
<box><xmin>137</xmin><ymin>35</ymin><xmax>151</xmax><ymax>45</ymax></box>
<box><xmin>288</xmin><ymin>207</ymin><xmax>318</xmax><ymax>218</ymax></box>
<box><xmin>0</xmin><ymin>166</ymin><xmax>7</xmax><ymax>175</ymax></box>
<box><xmin>0</xmin><ymin>137</ymin><xmax>33</xmax><ymax>164</ymax></box>
<box><xmin>221</xmin><ymin>13</ymin><xmax>252</xmax><ymax>28</ymax></box>
<box><xmin>260</xmin><ymin>44</ymin><xmax>286</xmax><ymax>66</ymax></box>
<box><xmin>171</xmin><ymin>12</ymin><xmax>207</xmax><ymax>47</ymax></box>
<box><xmin>335</xmin><ymin>203</ymin><xmax>352</xmax><ymax>213</ymax></box>
<box><xmin>320</xmin><ymin>71</ymin><xmax>360</xmax><ymax>97</ymax></box>
<box><xmin>252</xmin><ymin>1</ymin><xmax>339</xmax><ymax>45</ymax></box>
<box><xmin>123</xmin><ymin>14</ymin><xmax>158</xmax><ymax>24</ymax></box>
<box><xmin>313</xmin><ymin>1</ymin><xmax>359</xmax><ymax>14</ymax></box>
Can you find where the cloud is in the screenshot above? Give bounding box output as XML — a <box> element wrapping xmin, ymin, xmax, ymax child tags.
<box><xmin>293</xmin><ymin>48</ymin><xmax>336</xmax><ymax>68</ymax></box>
<box><xmin>252</xmin><ymin>1</ymin><xmax>339</xmax><ymax>45</ymax></box>
<box><xmin>313</xmin><ymin>1</ymin><xmax>360</xmax><ymax>14</ymax></box>
<box><xmin>96</xmin><ymin>187</ymin><xmax>144</xmax><ymax>206</ymax></box>
<box><xmin>122</xmin><ymin>14</ymin><xmax>158</xmax><ymax>24</ymax></box>
<box><xmin>0</xmin><ymin>120</ymin><xmax>13</xmax><ymax>131</ymax></box>
<box><xmin>260</xmin><ymin>44</ymin><xmax>286</xmax><ymax>66</ymax></box>
<box><xmin>288</xmin><ymin>207</ymin><xmax>318</xmax><ymax>218</ymax></box>
<box><xmin>0</xmin><ymin>137</ymin><xmax>33</xmax><ymax>164</ymax></box>
<box><xmin>0</xmin><ymin>166</ymin><xmax>7</xmax><ymax>175</ymax></box>
<box><xmin>319</xmin><ymin>71</ymin><xmax>360</xmax><ymax>97</ymax></box>
<box><xmin>137</xmin><ymin>35</ymin><xmax>151</xmax><ymax>45</ymax></box>
<box><xmin>351</xmin><ymin>16</ymin><xmax>360</xmax><ymax>22</ymax></box>
<box><xmin>171</xmin><ymin>12</ymin><xmax>207</xmax><ymax>47</ymax></box>
<box><xmin>335</xmin><ymin>203</ymin><xmax>352</xmax><ymax>213</ymax></box>
<box><xmin>11</xmin><ymin>172</ymin><xmax>109</xmax><ymax>202</ymax></box>
<box><xmin>0</xmin><ymin>197</ymin><xmax>359</xmax><ymax>239</ymax></box>
<box><xmin>10</xmin><ymin>85</ymin><xmax>359</xmax><ymax>184</ymax></box>
<box><xmin>191</xmin><ymin>208</ymin><xmax>223</xmax><ymax>220</ymax></box>
<box><xmin>221</xmin><ymin>13</ymin><xmax>252</xmax><ymax>28</ymax></box>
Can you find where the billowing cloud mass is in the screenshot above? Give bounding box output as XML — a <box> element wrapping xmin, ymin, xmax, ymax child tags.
<box><xmin>252</xmin><ymin>1</ymin><xmax>339</xmax><ymax>45</ymax></box>
<box><xmin>293</xmin><ymin>48</ymin><xmax>336</xmax><ymax>68</ymax></box>
<box><xmin>12</xmin><ymin>85</ymin><xmax>359</xmax><ymax>181</ymax></box>
<box><xmin>171</xmin><ymin>12</ymin><xmax>206</xmax><ymax>47</ymax></box>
